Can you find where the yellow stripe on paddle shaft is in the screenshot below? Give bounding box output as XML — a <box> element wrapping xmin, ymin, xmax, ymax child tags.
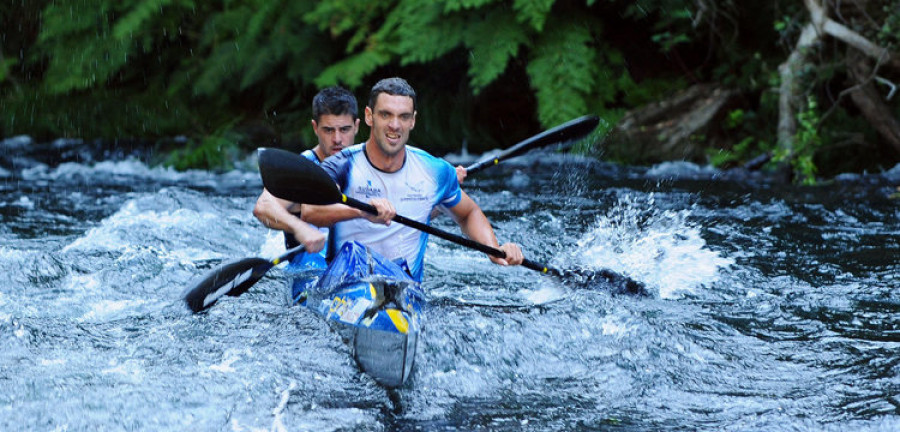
<box><xmin>342</xmin><ymin>194</ymin><xmax>348</xmax><ymax>203</ymax></box>
<box><xmin>493</xmin><ymin>159</ymin><xmax>499</xmax><ymax>165</ymax></box>
<box><xmin>386</xmin><ymin>309</ymin><xmax>409</xmax><ymax>334</ymax></box>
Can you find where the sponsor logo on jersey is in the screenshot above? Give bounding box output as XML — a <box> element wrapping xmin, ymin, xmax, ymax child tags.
<box><xmin>356</xmin><ymin>180</ymin><xmax>383</xmax><ymax>199</ymax></box>
<box><xmin>401</xmin><ymin>180</ymin><xmax>429</xmax><ymax>202</ymax></box>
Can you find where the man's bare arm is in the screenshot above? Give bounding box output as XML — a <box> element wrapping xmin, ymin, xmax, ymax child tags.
<box><xmin>447</xmin><ymin>190</ymin><xmax>523</xmax><ymax>266</ymax></box>
<box><xmin>253</xmin><ymin>189</ymin><xmax>325</xmax><ymax>252</ymax></box>
<box><xmin>300</xmin><ymin>198</ymin><xmax>396</xmax><ymax>227</ymax></box>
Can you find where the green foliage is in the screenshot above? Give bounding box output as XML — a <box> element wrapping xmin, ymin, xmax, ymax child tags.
<box><xmin>775</xmin><ymin>96</ymin><xmax>820</xmax><ymax>185</ymax></box>
<box><xmin>0</xmin><ymin>57</ymin><xmax>17</xmax><ymax>84</ymax></box>
<box><xmin>6</xmin><ymin>0</ymin><xmax>697</xmax><ymax>166</ymax></box>
<box><xmin>314</xmin><ymin>49</ymin><xmax>392</xmax><ymax>89</ymax></box>
<box><xmin>464</xmin><ymin>9</ymin><xmax>529</xmax><ymax>92</ymax></box>
<box><xmin>112</xmin><ymin>0</ymin><xmax>191</xmax><ymax>41</ymax></box>
<box><xmin>620</xmin><ymin>0</ymin><xmax>697</xmax><ymax>52</ymax></box>
<box><xmin>303</xmin><ymin>0</ymin><xmax>397</xmax><ymax>88</ymax></box>
<box><xmin>37</xmin><ymin>0</ymin><xmax>125</xmax><ymax>93</ymax></box>
<box><xmin>651</xmin><ymin>31</ymin><xmax>691</xmax><ymax>52</ymax></box>
<box><xmin>8</xmin><ymin>0</ymin><xmax>893</xmax><ymax>175</ymax></box>
<box><xmin>725</xmin><ymin>108</ymin><xmax>746</xmax><ymax>130</ymax></box>
<box><xmin>163</xmin><ymin>126</ymin><xmax>243</xmax><ymax>172</ymax></box>
<box><xmin>188</xmin><ymin>0</ymin><xmax>330</xmax><ymax>103</ymax></box>
<box><xmin>1</xmin><ymin>85</ymin><xmax>196</xmax><ymax>139</ymax></box>
<box><xmin>443</xmin><ymin>0</ymin><xmax>500</xmax><ymax>12</ymax></box>
<box><xmin>797</xmin><ymin>97</ymin><xmax>891</xmax><ymax>179</ymax></box>
<box><xmin>393</xmin><ymin>2</ymin><xmax>465</xmax><ymax>65</ymax></box>
<box><xmin>615</xmin><ymin>73</ymin><xmax>686</xmax><ymax>109</ymax></box>
<box><xmin>513</xmin><ymin>0</ymin><xmax>555</xmax><ymax>31</ymax></box>
<box><xmin>22</xmin><ymin>0</ymin><xmax>339</xmax><ymax>144</ymax></box>
<box><xmin>878</xmin><ymin>3</ymin><xmax>900</xmax><ymax>49</ymax></box>
<box><xmin>304</xmin><ymin>0</ymin><xmax>391</xmax><ymax>50</ymax></box>
<box><xmin>527</xmin><ymin>21</ymin><xmax>596</xmax><ymax>126</ymax></box>
<box><xmin>571</xmin><ymin>114</ymin><xmax>620</xmax><ymax>155</ymax></box>
<box><xmin>36</xmin><ymin>0</ymin><xmax>196</xmax><ymax>94</ymax></box>
<box><xmin>704</xmin><ymin>105</ymin><xmax>777</xmax><ymax>170</ymax></box>
<box><xmin>707</xmin><ymin>136</ymin><xmax>758</xmax><ymax>168</ymax></box>
<box><xmin>303</xmin><ymin>0</ymin><xmax>643</xmax><ymax>132</ymax></box>
<box><xmin>774</xmin><ymin>16</ymin><xmax>789</xmax><ymax>33</ymax></box>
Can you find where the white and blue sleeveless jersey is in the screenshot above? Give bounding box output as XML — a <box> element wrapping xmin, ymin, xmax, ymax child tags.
<box><xmin>320</xmin><ymin>143</ymin><xmax>462</xmax><ymax>281</ymax></box>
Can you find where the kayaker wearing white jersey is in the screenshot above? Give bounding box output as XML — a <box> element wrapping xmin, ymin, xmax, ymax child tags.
<box><xmin>253</xmin><ymin>86</ymin><xmax>360</xmax><ymax>268</ymax></box>
<box><xmin>301</xmin><ymin>77</ymin><xmax>523</xmax><ymax>281</ymax></box>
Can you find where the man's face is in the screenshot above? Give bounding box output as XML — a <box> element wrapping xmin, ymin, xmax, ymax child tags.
<box><xmin>312</xmin><ymin>113</ymin><xmax>359</xmax><ymax>157</ymax></box>
<box><xmin>365</xmin><ymin>93</ymin><xmax>416</xmax><ymax>158</ymax></box>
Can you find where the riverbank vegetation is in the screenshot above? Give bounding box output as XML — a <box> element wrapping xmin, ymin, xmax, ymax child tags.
<box><xmin>2</xmin><ymin>0</ymin><xmax>898</xmax><ymax>182</ymax></box>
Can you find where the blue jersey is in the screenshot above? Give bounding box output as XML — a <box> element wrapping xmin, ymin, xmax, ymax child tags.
<box><xmin>300</xmin><ymin>148</ymin><xmax>319</xmax><ymax>163</ymax></box>
<box><xmin>321</xmin><ymin>143</ymin><xmax>462</xmax><ymax>281</ymax></box>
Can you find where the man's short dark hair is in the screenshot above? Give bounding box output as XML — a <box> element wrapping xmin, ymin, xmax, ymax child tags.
<box><xmin>312</xmin><ymin>86</ymin><xmax>358</xmax><ymax>122</ymax></box>
<box><xmin>368</xmin><ymin>77</ymin><xmax>417</xmax><ymax>112</ymax></box>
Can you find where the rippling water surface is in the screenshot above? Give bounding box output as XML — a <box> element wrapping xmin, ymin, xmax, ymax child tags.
<box><xmin>1</xmin><ymin>139</ymin><xmax>899</xmax><ymax>431</ymax></box>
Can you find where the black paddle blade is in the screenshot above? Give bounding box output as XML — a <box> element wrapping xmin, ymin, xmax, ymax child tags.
<box><xmin>560</xmin><ymin>267</ymin><xmax>650</xmax><ymax>297</ymax></box>
<box><xmin>258</xmin><ymin>147</ymin><xmax>342</xmax><ymax>205</ymax></box>
<box><xmin>538</xmin><ymin>115</ymin><xmax>600</xmax><ymax>148</ymax></box>
<box><xmin>183</xmin><ymin>257</ymin><xmax>271</xmax><ymax>313</ymax></box>
<box><xmin>466</xmin><ymin>115</ymin><xmax>601</xmax><ymax>174</ymax></box>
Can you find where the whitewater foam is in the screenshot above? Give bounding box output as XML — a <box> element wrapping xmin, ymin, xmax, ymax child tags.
<box><xmin>573</xmin><ymin>195</ymin><xmax>733</xmax><ymax>299</ymax></box>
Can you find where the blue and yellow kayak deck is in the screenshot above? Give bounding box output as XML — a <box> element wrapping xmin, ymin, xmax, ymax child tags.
<box><xmin>286</xmin><ymin>241</ymin><xmax>424</xmax><ymax>387</ymax></box>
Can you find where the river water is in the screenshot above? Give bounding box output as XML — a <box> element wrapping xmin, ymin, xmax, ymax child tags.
<box><xmin>1</xmin><ymin>137</ymin><xmax>899</xmax><ymax>431</ymax></box>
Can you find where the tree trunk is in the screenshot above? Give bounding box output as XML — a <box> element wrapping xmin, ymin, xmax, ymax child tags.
<box><xmin>610</xmin><ymin>83</ymin><xmax>737</xmax><ymax>164</ymax></box>
<box><xmin>777</xmin><ymin>0</ymin><xmax>900</xmax><ymax>180</ymax></box>
<box><xmin>776</xmin><ymin>22</ymin><xmax>819</xmax><ymax>176</ymax></box>
<box><xmin>848</xmin><ymin>51</ymin><xmax>900</xmax><ymax>155</ymax></box>
<box><xmin>811</xmin><ymin>0</ymin><xmax>900</xmax><ymax>71</ymax></box>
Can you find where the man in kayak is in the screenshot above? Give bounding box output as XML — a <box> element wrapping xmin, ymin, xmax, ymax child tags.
<box><xmin>300</xmin><ymin>77</ymin><xmax>523</xmax><ymax>282</ymax></box>
<box><xmin>253</xmin><ymin>86</ymin><xmax>361</xmax><ymax>300</ymax></box>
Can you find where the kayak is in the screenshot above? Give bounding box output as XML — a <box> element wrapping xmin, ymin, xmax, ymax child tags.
<box><xmin>286</xmin><ymin>241</ymin><xmax>424</xmax><ymax>388</ymax></box>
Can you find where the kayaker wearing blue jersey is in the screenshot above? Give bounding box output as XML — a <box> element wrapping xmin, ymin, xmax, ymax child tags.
<box><xmin>300</xmin><ymin>77</ymin><xmax>524</xmax><ymax>282</ymax></box>
<box><xmin>253</xmin><ymin>86</ymin><xmax>360</xmax><ymax>278</ymax></box>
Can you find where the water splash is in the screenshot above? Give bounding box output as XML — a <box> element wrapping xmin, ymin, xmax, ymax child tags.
<box><xmin>62</xmin><ymin>188</ymin><xmax>257</xmax><ymax>258</ymax></box>
<box><xmin>259</xmin><ymin>230</ymin><xmax>288</xmax><ymax>259</ymax></box>
<box><xmin>646</xmin><ymin>161</ymin><xmax>718</xmax><ymax>180</ymax></box>
<box><xmin>19</xmin><ymin>157</ymin><xmax>260</xmax><ymax>190</ymax></box>
<box><xmin>573</xmin><ymin>194</ymin><xmax>733</xmax><ymax>299</ymax></box>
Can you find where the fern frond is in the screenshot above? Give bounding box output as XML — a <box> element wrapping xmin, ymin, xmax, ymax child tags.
<box><xmin>464</xmin><ymin>8</ymin><xmax>528</xmax><ymax>92</ymax></box>
<box><xmin>113</xmin><ymin>0</ymin><xmax>175</xmax><ymax>40</ymax></box>
<box><xmin>513</xmin><ymin>0</ymin><xmax>555</xmax><ymax>31</ymax></box>
<box><xmin>244</xmin><ymin>0</ymin><xmax>278</xmax><ymax>41</ymax></box>
<box><xmin>442</xmin><ymin>0</ymin><xmax>500</xmax><ymax>13</ymax></box>
<box><xmin>235</xmin><ymin>0</ymin><xmax>293</xmax><ymax>90</ymax></box>
<box><xmin>303</xmin><ymin>1</ymin><xmax>358</xmax><ymax>34</ymax></box>
<box><xmin>314</xmin><ymin>48</ymin><xmax>392</xmax><ymax>88</ymax></box>
<box><xmin>37</xmin><ymin>1</ymin><xmax>101</xmax><ymax>44</ymax></box>
<box><xmin>192</xmin><ymin>42</ymin><xmax>240</xmax><ymax>96</ymax></box>
<box><xmin>36</xmin><ymin>1</ymin><xmax>119</xmax><ymax>93</ymax></box>
<box><xmin>304</xmin><ymin>1</ymin><xmax>394</xmax><ymax>52</ymax></box>
<box><xmin>0</xmin><ymin>57</ymin><xmax>17</xmax><ymax>83</ymax></box>
<box><xmin>239</xmin><ymin>42</ymin><xmax>275</xmax><ymax>90</ymax></box>
<box><xmin>390</xmin><ymin>1</ymin><xmax>464</xmax><ymax>64</ymax></box>
<box><xmin>526</xmin><ymin>21</ymin><xmax>596</xmax><ymax>126</ymax></box>
<box><xmin>283</xmin><ymin>23</ymin><xmax>338</xmax><ymax>85</ymax></box>
<box><xmin>191</xmin><ymin>1</ymin><xmax>308</xmax><ymax>95</ymax></box>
